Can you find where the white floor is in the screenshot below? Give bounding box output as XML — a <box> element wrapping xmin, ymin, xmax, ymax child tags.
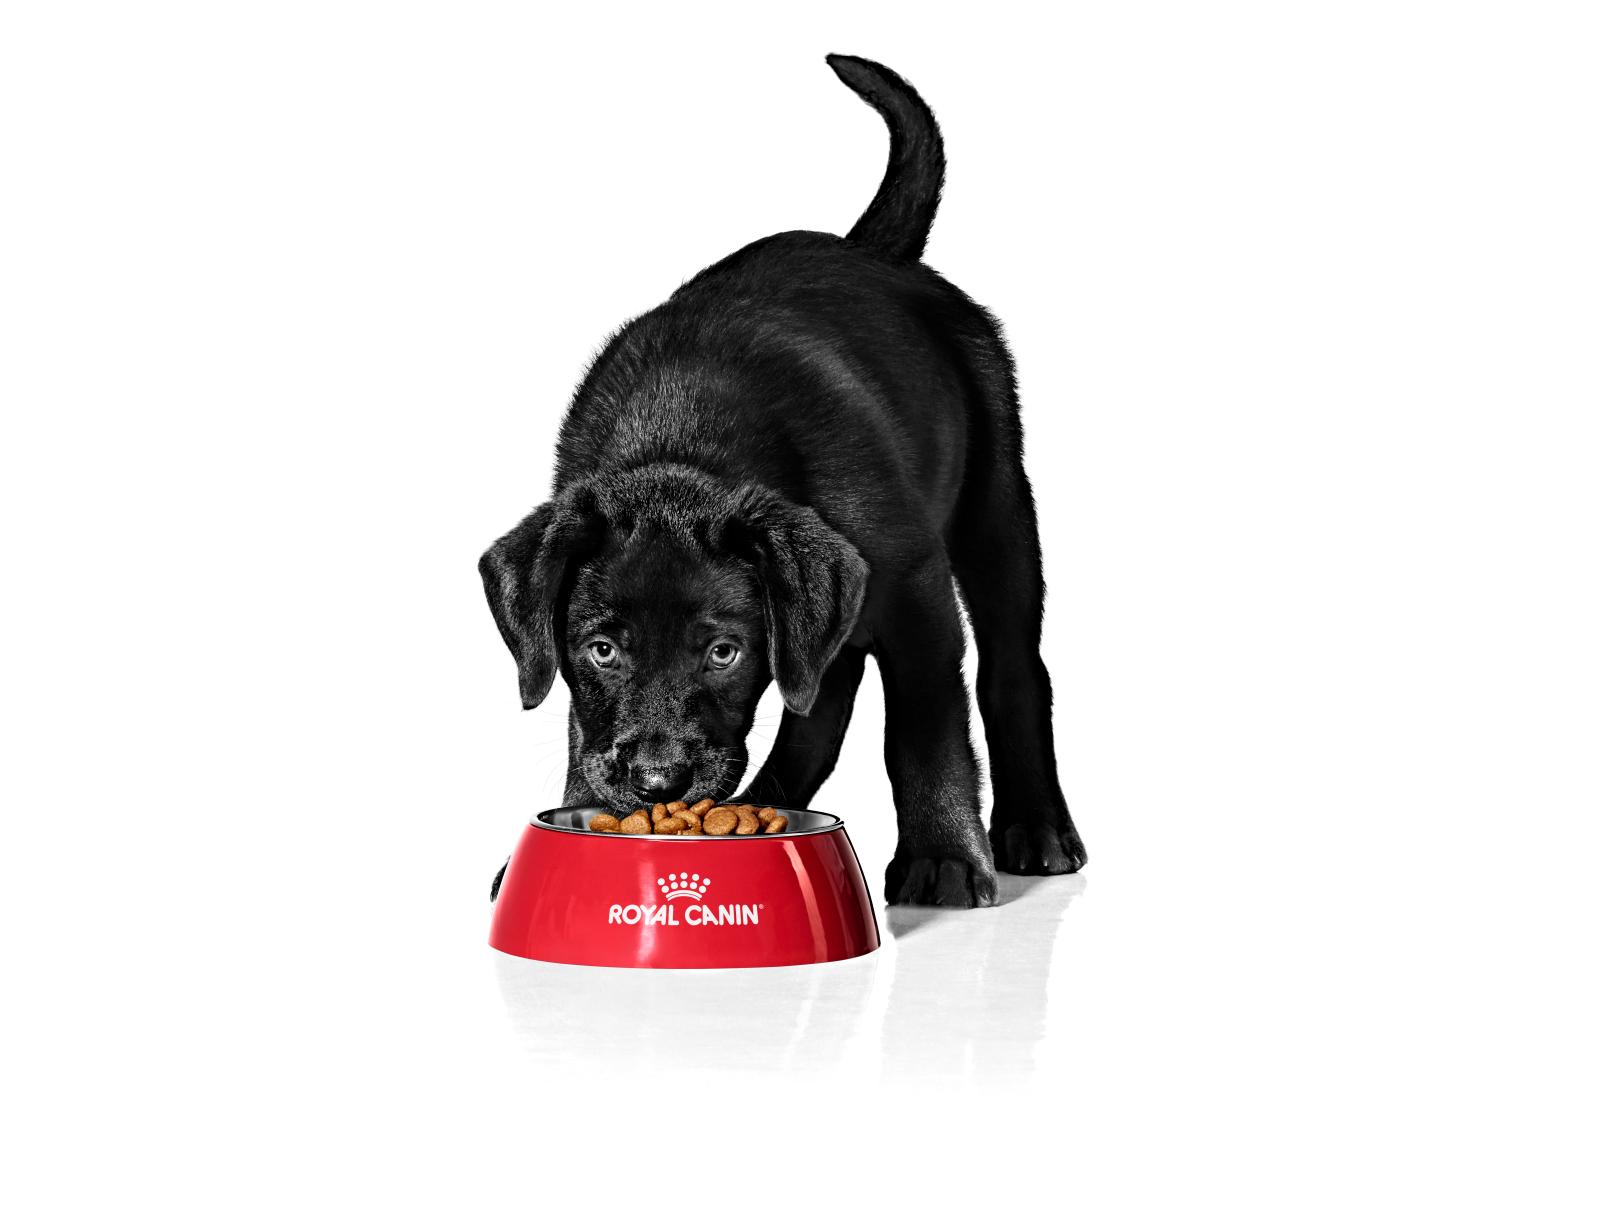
<box><xmin>5</xmin><ymin>5</ymin><xmax>1621</xmax><ymax>1213</ymax></box>
<box><xmin>10</xmin><ymin>720</ymin><xmax>1618</xmax><ymax>1213</ymax></box>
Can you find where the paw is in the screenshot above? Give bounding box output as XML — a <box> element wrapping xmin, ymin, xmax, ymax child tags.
<box><xmin>992</xmin><ymin>820</ymin><xmax>1087</xmax><ymax>875</ymax></box>
<box><xmin>490</xmin><ymin>857</ymin><xmax>509</xmax><ymax>902</ymax></box>
<box><xmin>884</xmin><ymin>853</ymin><xmax>999</xmax><ymax>908</ymax></box>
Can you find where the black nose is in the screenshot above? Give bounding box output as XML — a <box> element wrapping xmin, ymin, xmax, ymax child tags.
<box><xmin>630</xmin><ymin>766</ymin><xmax>692</xmax><ymax>805</ymax></box>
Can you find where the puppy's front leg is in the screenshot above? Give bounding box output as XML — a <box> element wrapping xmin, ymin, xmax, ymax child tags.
<box><xmin>490</xmin><ymin>857</ymin><xmax>509</xmax><ymax>902</ymax></box>
<box><xmin>739</xmin><ymin>645</ymin><xmax>868</xmax><ymax>808</ymax></box>
<box><xmin>876</xmin><ymin>579</ymin><xmax>998</xmax><ymax>908</ymax></box>
<box><xmin>561</xmin><ymin>706</ymin><xmax>599</xmax><ymax>807</ymax></box>
<box><xmin>494</xmin><ymin>708</ymin><xmax>595</xmax><ymax>902</ymax></box>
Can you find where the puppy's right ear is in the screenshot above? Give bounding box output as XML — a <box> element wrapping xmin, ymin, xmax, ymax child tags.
<box><xmin>478</xmin><ymin>486</ymin><xmax>602</xmax><ymax>709</ymax></box>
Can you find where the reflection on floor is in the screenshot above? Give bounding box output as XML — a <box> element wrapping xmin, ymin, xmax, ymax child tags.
<box><xmin>494</xmin><ymin>872</ymin><xmax>1085</xmax><ymax>1080</ymax></box>
<box><xmin>879</xmin><ymin>873</ymin><xmax>1085</xmax><ymax>1078</ymax></box>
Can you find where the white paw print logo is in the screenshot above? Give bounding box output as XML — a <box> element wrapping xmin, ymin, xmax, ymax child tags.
<box><xmin>659</xmin><ymin>872</ymin><xmax>710</xmax><ymax>901</ymax></box>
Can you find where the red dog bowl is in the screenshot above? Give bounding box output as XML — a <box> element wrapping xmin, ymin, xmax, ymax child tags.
<box><xmin>489</xmin><ymin>807</ymin><xmax>880</xmax><ymax>969</ymax></box>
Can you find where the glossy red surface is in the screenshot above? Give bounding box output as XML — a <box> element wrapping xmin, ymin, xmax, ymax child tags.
<box><xmin>489</xmin><ymin>813</ymin><xmax>880</xmax><ymax>969</ymax></box>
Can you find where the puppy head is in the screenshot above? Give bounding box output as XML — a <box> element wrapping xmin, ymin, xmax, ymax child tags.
<box><xmin>479</xmin><ymin>466</ymin><xmax>868</xmax><ymax>811</ymax></box>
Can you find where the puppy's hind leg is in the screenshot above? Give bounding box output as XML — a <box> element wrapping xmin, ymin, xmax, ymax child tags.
<box><xmin>738</xmin><ymin>645</ymin><xmax>868</xmax><ymax>808</ymax></box>
<box><xmin>949</xmin><ymin>356</ymin><xmax>1086</xmax><ymax>876</ymax></box>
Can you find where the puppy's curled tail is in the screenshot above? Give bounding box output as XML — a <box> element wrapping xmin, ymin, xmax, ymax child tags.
<box><xmin>827</xmin><ymin>53</ymin><xmax>945</xmax><ymax>264</ymax></box>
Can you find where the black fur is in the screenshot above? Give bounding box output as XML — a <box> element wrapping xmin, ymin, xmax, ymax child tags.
<box><xmin>482</xmin><ymin>54</ymin><xmax>1086</xmax><ymax>907</ymax></box>
<box><xmin>826</xmin><ymin>54</ymin><xmax>946</xmax><ymax>264</ymax></box>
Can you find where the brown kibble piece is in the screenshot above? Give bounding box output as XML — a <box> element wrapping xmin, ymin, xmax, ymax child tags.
<box><xmin>673</xmin><ymin>809</ymin><xmax>702</xmax><ymax>829</ymax></box>
<box><xmin>703</xmin><ymin>808</ymin><xmax>739</xmax><ymax>835</ymax></box>
<box><xmin>764</xmin><ymin>816</ymin><xmax>788</xmax><ymax>834</ymax></box>
<box><xmin>690</xmin><ymin>798</ymin><xmax>716</xmax><ymax>816</ymax></box>
<box><xmin>588</xmin><ymin>814</ymin><xmax>620</xmax><ymax>833</ymax></box>
<box><xmin>651</xmin><ymin>804</ymin><xmax>668</xmax><ymax>824</ymax></box>
<box><xmin>665</xmin><ymin>801</ymin><xmax>689</xmax><ymax>816</ymax></box>
<box><xmin>734</xmin><ymin>806</ymin><xmax>759</xmax><ymax>835</ymax></box>
<box><xmin>682</xmin><ymin>827</ymin><xmax>704</xmax><ymax>836</ymax></box>
<box><xmin>654</xmin><ymin>815</ymin><xmax>685</xmax><ymax>834</ymax></box>
<box><xmin>620</xmin><ymin>812</ymin><xmax>653</xmax><ymax>835</ymax></box>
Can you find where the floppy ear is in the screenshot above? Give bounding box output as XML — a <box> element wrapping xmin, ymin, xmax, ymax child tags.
<box><xmin>729</xmin><ymin>492</ymin><xmax>869</xmax><ymax>715</ymax></box>
<box><xmin>478</xmin><ymin>486</ymin><xmax>603</xmax><ymax>710</ymax></box>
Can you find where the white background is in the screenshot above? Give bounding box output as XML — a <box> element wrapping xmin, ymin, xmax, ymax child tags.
<box><xmin>3</xmin><ymin>2</ymin><xmax>1619</xmax><ymax>1213</ymax></box>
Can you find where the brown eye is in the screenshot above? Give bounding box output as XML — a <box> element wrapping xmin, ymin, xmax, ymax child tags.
<box><xmin>708</xmin><ymin>642</ymin><xmax>740</xmax><ymax>669</ymax></box>
<box><xmin>588</xmin><ymin>640</ymin><xmax>618</xmax><ymax>668</ymax></box>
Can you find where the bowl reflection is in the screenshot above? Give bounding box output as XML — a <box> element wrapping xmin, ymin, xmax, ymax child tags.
<box><xmin>494</xmin><ymin>872</ymin><xmax>1086</xmax><ymax>1079</ymax></box>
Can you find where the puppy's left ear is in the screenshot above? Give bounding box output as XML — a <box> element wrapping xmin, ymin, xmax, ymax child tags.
<box><xmin>728</xmin><ymin>491</ymin><xmax>869</xmax><ymax>715</ymax></box>
<box><xmin>479</xmin><ymin>484</ymin><xmax>603</xmax><ymax>709</ymax></box>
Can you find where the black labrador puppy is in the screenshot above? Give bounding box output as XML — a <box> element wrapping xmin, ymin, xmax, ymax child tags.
<box><xmin>482</xmin><ymin>55</ymin><xmax>1085</xmax><ymax>907</ymax></box>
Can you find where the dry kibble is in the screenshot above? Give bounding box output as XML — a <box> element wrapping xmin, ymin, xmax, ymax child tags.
<box><xmin>703</xmin><ymin>808</ymin><xmax>739</xmax><ymax>835</ymax></box>
<box><xmin>587</xmin><ymin>803</ymin><xmax>795</xmax><ymax>837</ymax></box>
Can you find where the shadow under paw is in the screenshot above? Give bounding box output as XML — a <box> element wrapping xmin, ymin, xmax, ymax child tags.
<box><xmin>993</xmin><ymin>822</ymin><xmax>1087</xmax><ymax>876</ymax></box>
<box><xmin>885</xmin><ymin>854</ymin><xmax>998</xmax><ymax>908</ymax></box>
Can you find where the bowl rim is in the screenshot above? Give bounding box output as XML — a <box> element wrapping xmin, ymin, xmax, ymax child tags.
<box><xmin>530</xmin><ymin>805</ymin><xmax>845</xmax><ymax>840</ymax></box>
